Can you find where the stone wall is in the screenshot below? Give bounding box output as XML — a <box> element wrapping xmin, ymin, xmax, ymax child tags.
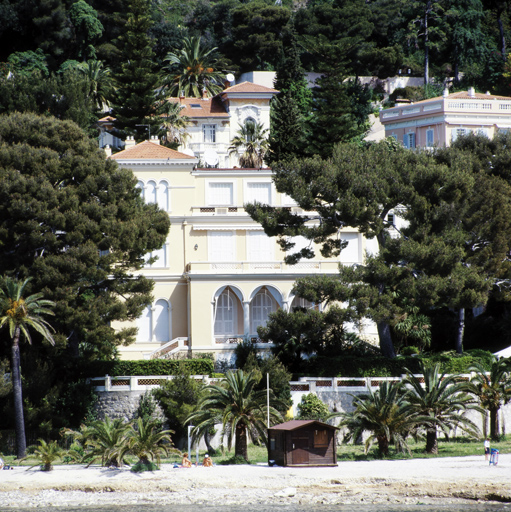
<box><xmin>94</xmin><ymin>390</ymin><xmax>164</xmax><ymax>423</ymax></box>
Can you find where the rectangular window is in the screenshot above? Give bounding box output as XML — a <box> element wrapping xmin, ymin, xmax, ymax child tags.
<box><xmin>208</xmin><ymin>231</ymin><xmax>235</xmax><ymax>262</ymax></box>
<box><xmin>208</xmin><ymin>182</ymin><xmax>233</xmax><ymax>205</ymax></box>
<box><xmin>451</xmin><ymin>128</ymin><xmax>467</xmax><ymax>141</ymax></box>
<box><xmin>144</xmin><ymin>245</ymin><xmax>167</xmax><ymax>268</ymax></box>
<box><xmin>476</xmin><ymin>128</ymin><xmax>489</xmax><ymax>138</ymax></box>
<box><xmin>247</xmin><ymin>231</ymin><xmax>274</xmax><ymax>261</ymax></box>
<box><xmin>404</xmin><ymin>132</ymin><xmax>416</xmax><ymax>148</ymax></box>
<box><xmin>426</xmin><ymin>129</ymin><xmax>434</xmax><ymax>147</ymax></box>
<box><xmin>245</xmin><ymin>182</ymin><xmax>271</xmax><ymax>204</ymax></box>
<box><xmin>203</xmin><ymin>124</ymin><xmax>216</xmax><ymax>143</ymax></box>
<box><xmin>314</xmin><ymin>429</ymin><xmax>329</xmax><ymax>448</ymax></box>
<box><xmin>340</xmin><ymin>233</ymin><xmax>360</xmax><ymax>263</ymax></box>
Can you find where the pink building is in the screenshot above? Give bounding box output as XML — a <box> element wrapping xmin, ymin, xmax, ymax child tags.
<box><xmin>380</xmin><ymin>87</ymin><xmax>511</xmax><ymax>148</ymax></box>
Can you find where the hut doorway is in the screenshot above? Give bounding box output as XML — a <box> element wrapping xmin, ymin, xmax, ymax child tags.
<box><xmin>292</xmin><ymin>436</ymin><xmax>309</xmax><ymax>465</ymax></box>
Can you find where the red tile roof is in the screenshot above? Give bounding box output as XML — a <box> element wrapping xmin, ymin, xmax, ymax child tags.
<box><xmin>167</xmin><ymin>97</ymin><xmax>229</xmax><ymax>118</ymax></box>
<box><xmin>110</xmin><ymin>140</ymin><xmax>195</xmax><ymax>160</ymax></box>
<box><xmin>268</xmin><ymin>420</ymin><xmax>338</xmax><ymax>431</ymax></box>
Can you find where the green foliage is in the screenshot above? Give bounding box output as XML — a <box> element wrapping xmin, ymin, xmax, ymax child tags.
<box><xmin>153</xmin><ymin>366</ymin><xmax>204</xmax><ymax>445</ymax></box>
<box><xmin>69</xmin><ymin>0</ymin><xmax>104</xmax><ymax>60</ymax></box>
<box><xmin>131</xmin><ymin>460</ymin><xmax>158</xmax><ymax>472</ymax></box>
<box><xmin>26</xmin><ymin>439</ymin><xmax>65</xmax><ymax>471</ymax></box>
<box><xmin>305</xmin><ymin>350</ymin><xmax>494</xmax><ymax>377</ymax></box>
<box><xmin>163</xmin><ymin>36</ymin><xmax>227</xmax><ymax>98</ymax></box>
<box><xmin>404</xmin><ymin>362</ymin><xmax>481</xmax><ymax>454</ymax></box>
<box><xmin>88</xmin><ymin>358</ymin><xmax>214</xmax><ymax>377</ymax></box>
<box><xmin>0</xmin><ymin>112</ymin><xmax>170</xmax><ymax>365</ymax></box>
<box><xmin>335</xmin><ymin>381</ymin><xmax>422</xmax><ymax>456</ymax></box>
<box><xmin>136</xmin><ymin>391</ymin><xmax>160</xmax><ymax>425</ymax></box>
<box><xmin>229</xmin><ymin>121</ymin><xmax>269</xmax><ymax>168</ymax></box>
<box><xmin>468</xmin><ymin>356</ymin><xmax>511</xmax><ymax>440</ymax></box>
<box><xmin>7</xmin><ymin>49</ymin><xmax>49</xmax><ymax>77</ymax></box>
<box><xmin>296</xmin><ymin>393</ymin><xmax>329</xmax><ymax>421</ymax></box>
<box><xmin>187</xmin><ymin>370</ymin><xmax>285</xmax><ymax>461</ymax></box>
<box><xmin>127</xmin><ymin>416</ymin><xmax>177</xmax><ymax>468</ymax></box>
<box><xmin>111</xmin><ymin>0</ymin><xmax>162</xmax><ymax>139</ymax></box>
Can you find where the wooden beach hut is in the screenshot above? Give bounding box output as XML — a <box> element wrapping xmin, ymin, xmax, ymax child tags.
<box><xmin>267</xmin><ymin>420</ymin><xmax>338</xmax><ymax>467</ymax></box>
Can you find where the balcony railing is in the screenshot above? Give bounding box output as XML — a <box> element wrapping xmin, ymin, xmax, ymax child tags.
<box><xmin>186</xmin><ymin>260</ymin><xmax>343</xmax><ymax>274</ymax></box>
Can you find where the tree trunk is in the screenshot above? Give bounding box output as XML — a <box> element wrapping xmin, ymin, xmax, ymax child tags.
<box><xmin>455</xmin><ymin>308</ymin><xmax>464</xmax><ymax>354</ymax></box>
<box><xmin>377</xmin><ymin>321</ymin><xmax>396</xmax><ymax>359</ymax></box>
<box><xmin>377</xmin><ymin>435</ymin><xmax>389</xmax><ymax>456</ymax></box>
<box><xmin>490</xmin><ymin>406</ymin><xmax>500</xmax><ymax>440</ymax></box>
<box><xmin>498</xmin><ymin>13</ymin><xmax>506</xmax><ymax>61</ymax></box>
<box><xmin>425</xmin><ymin>427</ymin><xmax>438</xmax><ymax>454</ymax></box>
<box><xmin>11</xmin><ymin>327</ymin><xmax>27</xmax><ymax>459</ymax></box>
<box><xmin>235</xmin><ymin>422</ymin><xmax>248</xmax><ymax>461</ymax></box>
<box><xmin>424</xmin><ymin>3</ymin><xmax>430</xmax><ymax>85</ymax></box>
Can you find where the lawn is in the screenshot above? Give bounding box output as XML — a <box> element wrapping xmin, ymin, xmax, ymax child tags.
<box><xmin>3</xmin><ymin>437</ymin><xmax>509</xmax><ymax>467</ymax></box>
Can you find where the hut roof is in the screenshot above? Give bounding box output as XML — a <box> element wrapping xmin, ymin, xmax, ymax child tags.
<box><xmin>269</xmin><ymin>420</ymin><xmax>338</xmax><ymax>431</ymax></box>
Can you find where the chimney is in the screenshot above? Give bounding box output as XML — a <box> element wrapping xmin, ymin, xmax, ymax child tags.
<box><xmin>125</xmin><ymin>136</ymin><xmax>136</xmax><ymax>148</ymax></box>
<box><xmin>150</xmin><ymin>136</ymin><xmax>160</xmax><ymax>145</ymax></box>
<box><xmin>442</xmin><ymin>88</ymin><xmax>449</xmax><ymax>98</ymax></box>
<box><xmin>202</xmin><ymin>87</ymin><xmax>208</xmax><ymax>99</ymax></box>
<box><xmin>468</xmin><ymin>87</ymin><xmax>476</xmax><ymax>98</ymax></box>
<box><xmin>103</xmin><ymin>145</ymin><xmax>112</xmax><ymax>157</ymax></box>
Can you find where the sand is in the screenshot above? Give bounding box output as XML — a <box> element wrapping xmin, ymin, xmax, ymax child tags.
<box><xmin>1</xmin><ymin>455</ymin><xmax>510</xmax><ymax>508</ymax></box>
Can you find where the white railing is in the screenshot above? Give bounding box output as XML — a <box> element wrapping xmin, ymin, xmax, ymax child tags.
<box><xmin>89</xmin><ymin>374</ymin><xmax>219</xmax><ymax>392</ymax></box>
<box><xmin>187</xmin><ymin>260</ymin><xmax>344</xmax><ymax>274</ymax></box>
<box><xmin>146</xmin><ymin>337</ymin><xmax>189</xmax><ymax>360</ymax></box>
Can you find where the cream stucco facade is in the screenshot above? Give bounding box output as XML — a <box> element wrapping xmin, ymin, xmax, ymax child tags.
<box><xmin>109</xmin><ymin>139</ymin><xmax>377</xmax><ymax>363</ymax></box>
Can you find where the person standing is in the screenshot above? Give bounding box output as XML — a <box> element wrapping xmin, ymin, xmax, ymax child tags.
<box><xmin>484</xmin><ymin>438</ymin><xmax>490</xmax><ymax>461</ymax></box>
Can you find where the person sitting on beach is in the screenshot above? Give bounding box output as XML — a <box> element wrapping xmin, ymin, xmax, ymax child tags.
<box><xmin>203</xmin><ymin>454</ymin><xmax>213</xmax><ymax>467</ymax></box>
<box><xmin>182</xmin><ymin>453</ymin><xmax>192</xmax><ymax>468</ymax></box>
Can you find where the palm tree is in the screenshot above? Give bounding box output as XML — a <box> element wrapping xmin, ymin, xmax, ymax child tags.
<box><xmin>66</xmin><ymin>416</ymin><xmax>132</xmax><ymax>467</ymax></box>
<box><xmin>229</xmin><ymin>121</ymin><xmax>269</xmax><ymax>168</ymax></box>
<box><xmin>0</xmin><ymin>277</ymin><xmax>55</xmax><ymax>459</ymax></box>
<box><xmin>158</xmin><ymin>101</ymin><xmax>190</xmax><ymax>148</ymax></box>
<box><xmin>334</xmin><ymin>381</ymin><xmax>422</xmax><ymax>456</ymax></box>
<box><xmin>468</xmin><ymin>357</ymin><xmax>511</xmax><ymax>440</ymax></box>
<box><xmin>26</xmin><ymin>439</ymin><xmax>65</xmax><ymax>471</ymax></box>
<box><xmin>128</xmin><ymin>417</ymin><xmax>178</xmax><ymax>469</ymax></box>
<box><xmin>76</xmin><ymin>60</ymin><xmax>114</xmax><ymax>111</ymax></box>
<box><xmin>404</xmin><ymin>363</ymin><xmax>481</xmax><ymax>454</ymax></box>
<box><xmin>187</xmin><ymin>370</ymin><xmax>284</xmax><ymax>462</ymax></box>
<box><xmin>163</xmin><ymin>36</ymin><xmax>226</xmax><ymax>98</ymax></box>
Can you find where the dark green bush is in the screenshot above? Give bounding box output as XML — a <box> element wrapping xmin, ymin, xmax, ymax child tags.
<box><xmin>304</xmin><ymin>350</ymin><xmax>494</xmax><ymax>377</ymax></box>
<box><xmin>86</xmin><ymin>359</ymin><xmax>214</xmax><ymax>377</ymax></box>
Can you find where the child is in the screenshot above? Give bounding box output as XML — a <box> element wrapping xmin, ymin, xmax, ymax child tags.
<box><xmin>484</xmin><ymin>438</ymin><xmax>490</xmax><ymax>461</ymax></box>
<box><xmin>203</xmin><ymin>453</ymin><xmax>213</xmax><ymax>467</ymax></box>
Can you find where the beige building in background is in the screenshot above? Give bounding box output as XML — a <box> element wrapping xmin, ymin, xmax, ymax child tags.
<box><xmin>108</xmin><ymin>140</ymin><xmax>376</xmax><ymax>363</ymax></box>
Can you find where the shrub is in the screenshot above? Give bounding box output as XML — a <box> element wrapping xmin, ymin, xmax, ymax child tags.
<box><xmin>296</xmin><ymin>393</ymin><xmax>330</xmax><ymax>421</ymax></box>
<box><xmin>86</xmin><ymin>359</ymin><xmax>214</xmax><ymax>377</ymax></box>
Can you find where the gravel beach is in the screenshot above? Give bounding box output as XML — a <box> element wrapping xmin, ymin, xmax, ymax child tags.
<box><xmin>1</xmin><ymin>455</ymin><xmax>511</xmax><ymax>508</ymax></box>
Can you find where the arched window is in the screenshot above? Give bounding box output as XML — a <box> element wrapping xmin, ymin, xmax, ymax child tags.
<box><xmin>215</xmin><ymin>288</ymin><xmax>237</xmax><ymax>336</ymax></box>
<box><xmin>154</xmin><ymin>299</ymin><xmax>170</xmax><ymax>342</ymax></box>
<box><xmin>290</xmin><ymin>296</ymin><xmax>317</xmax><ymax>311</ymax></box>
<box><xmin>136</xmin><ymin>180</ymin><xmax>145</xmax><ymax>201</ymax></box>
<box><xmin>157</xmin><ymin>180</ymin><xmax>169</xmax><ymax>211</ymax></box>
<box><xmin>251</xmin><ymin>288</ymin><xmax>277</xmax><ymax>333</ymax></box>
<box><xmin>146</xmin><ymin>180</ymin><xmax>157</xmax><ymax>204</ymax></box>
<box><xmin>244</xmin><ymin>117</ymin><xmax>256</xmax><ymax>142</ymax></box>
<box><xmin>136</xmin><ymin>299</ymin><xmax>171</xmax><ymax>342</ymax></box>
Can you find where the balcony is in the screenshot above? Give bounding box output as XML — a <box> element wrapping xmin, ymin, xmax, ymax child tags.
<box><xmin>186</xmin><ymin>260</ymin><xmax>342</xmax><ymax>274</ymax></box>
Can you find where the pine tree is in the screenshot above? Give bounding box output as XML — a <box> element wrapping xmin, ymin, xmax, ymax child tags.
<box><xmin>111</xmin><ymin>0</ymin><xmax>161</xmax><ymax>140</ymax></box>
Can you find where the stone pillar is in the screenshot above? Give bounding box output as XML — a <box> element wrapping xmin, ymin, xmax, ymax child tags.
<box><xmin>243</xmin><ymin>301</ymin><xmax>250</xmax><ymax>337</ymax></box>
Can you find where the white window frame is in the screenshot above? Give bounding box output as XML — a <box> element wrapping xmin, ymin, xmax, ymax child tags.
<box><xmin>214</xmin><ymin>289</ymin><xmax>238</xmax><ymax>336</ymax></box>
<box><xmin>206</xmin><ymin>180</ymin><xmax>236</xmax><ymax>206</ymax></box>
<box><xmin>250</xmin><ymin>290</ymin><xmax>277</xmax><ymax>333</ymax></box>
<box><xmin>244</xmin><ymin>179</ymin><xmax>273</xmax><ymax>206</ymax></box>
<box><xmin>144</xmin><ymin>243</ymin><xmax>168</xmax><ymax>268</ymax></box>
<box><xmin>203</xmin><ymin>124</ymin><xmax>216</xmax><ymax>143</ymax></box>
<box><xmin>451</xmin><ymin>128</ymin><xmax>468</xmax><ymax>141</ymax></box>
<box><xmin>208</xmin><ymin>231</ymin><xmax>235</xmax><ymax>262</ymax></box>
<box><xmin>247</xmin><ymin>230</ymin><xmax>274</xmax><ymax>261</ymax></box>
<box><xmin>136</xmin><ymin>299</ymin><xmax>171</xmax><ymax>343</ymax></box>
<box><xmin>426</xmin><ymin>129</ymin><xmax>434</xmax><ymax>148</ymax></box>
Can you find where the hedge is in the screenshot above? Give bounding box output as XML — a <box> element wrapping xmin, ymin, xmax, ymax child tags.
<box><xmin>85</xmin><ymin>358</ymin><xmax>214</xmax><ymax>377</ymax></box>
<box><xmin>304</xmin><ymin>349</ymin><xmax>494</xmax><ymax>377</ymax></box>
